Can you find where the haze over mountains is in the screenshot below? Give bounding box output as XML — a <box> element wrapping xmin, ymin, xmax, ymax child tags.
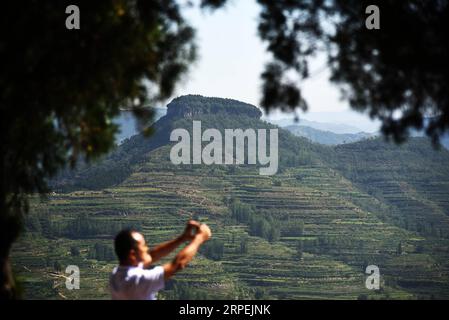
<box><xmin>269</xmin><ymin>118</ymin><xmax>366</xmax><ymax>134</ymax></box>
<box><xmin>114</xmin><ymin>101</ymin><xmax>449</xmax><ymax>148</ymax></box>
<box><xmin>115</xmin><ymin>105</ymin><xmax>375</xmax><ymax>146</ymax></box>
<box><xmin>284</xmin><ymin>125</ymin><xmax>376</xmax><ymax>146</ymax></box>
<box><xmin>114</xmin><ymin>107</ymin><xmax>167</xmax><ymax>144</ymax></box>
<box><xmin>15</xmin><ymin>95</ymin><xmax>449</xmax><ymax>300</ymax></box>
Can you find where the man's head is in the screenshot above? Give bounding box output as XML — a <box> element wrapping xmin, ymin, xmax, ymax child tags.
<box><xmin>114</xmin><ymin>229</ymin><xmax>152</xmax><ymax>266</ymax></box>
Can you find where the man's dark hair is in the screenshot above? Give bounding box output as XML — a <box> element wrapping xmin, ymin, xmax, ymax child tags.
<box><xmin>114</xmin><ymin>229</ymin><xmax>138</xmax><ymax>263</ymax></box>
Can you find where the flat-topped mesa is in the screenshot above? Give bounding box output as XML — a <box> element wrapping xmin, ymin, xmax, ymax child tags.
<box><xmin>166</xmin><ymin>95</ymin><xmax>263</xmax><ymax>119</ymax></box>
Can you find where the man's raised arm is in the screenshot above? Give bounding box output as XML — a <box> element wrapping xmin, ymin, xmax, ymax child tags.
<box><xmin>149</xmin><ymin>220</ymin><xmax>201</xmax><ymax>264</ymax></box>
<box><xmin>162</xmin><ymin>223</ymin><xmax>211</xmax><ymax>280</ymax></box>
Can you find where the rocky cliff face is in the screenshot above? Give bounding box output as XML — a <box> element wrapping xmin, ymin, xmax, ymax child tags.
<box><xmin>166</xmin><ymin>94</ymin><xmax>262</xmax><ymax>119</ymax></box>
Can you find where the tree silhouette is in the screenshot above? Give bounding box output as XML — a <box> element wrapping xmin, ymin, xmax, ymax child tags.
<box><xmin>206</xmin><ymin>0</ymin><xmax>449</xmax><ymax>145</ymax></box>
<box><xmin>0</xmin><ymin>0</ymin><xmax>196</xmax><ymax>299</ymax></box>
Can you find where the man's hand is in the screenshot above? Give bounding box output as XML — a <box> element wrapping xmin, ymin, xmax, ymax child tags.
<box><xmin>196</xmin><ymin>223</ymin><xmax>212</xmax><ymax>242</ymax></box>
<box><xmin>181</xmin><ymin>220</ymin><xmax>201</xmax><ymax>242</ymax></box>
<box><xmin>149</xmin><ymin>220</ymin><xmax>202</xmax><ymax>265</ymax></box>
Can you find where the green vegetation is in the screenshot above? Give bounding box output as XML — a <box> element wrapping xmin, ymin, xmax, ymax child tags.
<box><xmin>1</xmin><ymin>2</ymin><xmax>199</xmax><ymax>298</ymax></box>
<box><xmin>229</xmin><ymin>198</ymin><xmax>281</xmax><ymax>243</ymax></box>
<box><xmin>201</xmin><ymin>239</ymin><xmax>225</xmax><ymax>261</ymax></box>
<box><xmin>12</xmin><ymin>96</ymin><xmax>449</xmax><ymax>300</ymax></box>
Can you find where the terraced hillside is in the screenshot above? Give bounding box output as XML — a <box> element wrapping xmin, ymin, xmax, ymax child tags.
<box><xmin>12</xmin><ymin>95</ymin><xmax>449</xmax><ymax>300</ymax></box>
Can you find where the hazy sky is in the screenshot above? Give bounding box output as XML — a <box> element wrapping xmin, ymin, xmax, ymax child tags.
<box><xmin>175</xmin><ymin>1</ymin><xmax>380</xmax><ymax>132</ymax></box>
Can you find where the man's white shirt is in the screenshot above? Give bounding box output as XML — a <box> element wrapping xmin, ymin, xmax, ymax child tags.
<box><xmin>109</xmin><ymin>263</ymin><xmax>165</xmax><ymax>300</ymax></box>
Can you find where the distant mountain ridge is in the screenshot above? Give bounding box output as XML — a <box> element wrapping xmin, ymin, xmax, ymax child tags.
<box><xmin>285</xmin><ymin>124</ymin><xmax>375</xmax><ymax>145</ymax></box>
<box><xmin>269</xmin><ymin>118</ymin><xmax>364</xmax><ymax>134</ymax></box>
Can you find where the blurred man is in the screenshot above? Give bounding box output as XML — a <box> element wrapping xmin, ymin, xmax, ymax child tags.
<box><xmin>110</xmin><ymin>220</ymin><xmax>211</xmax><ymax>300</ymax></box>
